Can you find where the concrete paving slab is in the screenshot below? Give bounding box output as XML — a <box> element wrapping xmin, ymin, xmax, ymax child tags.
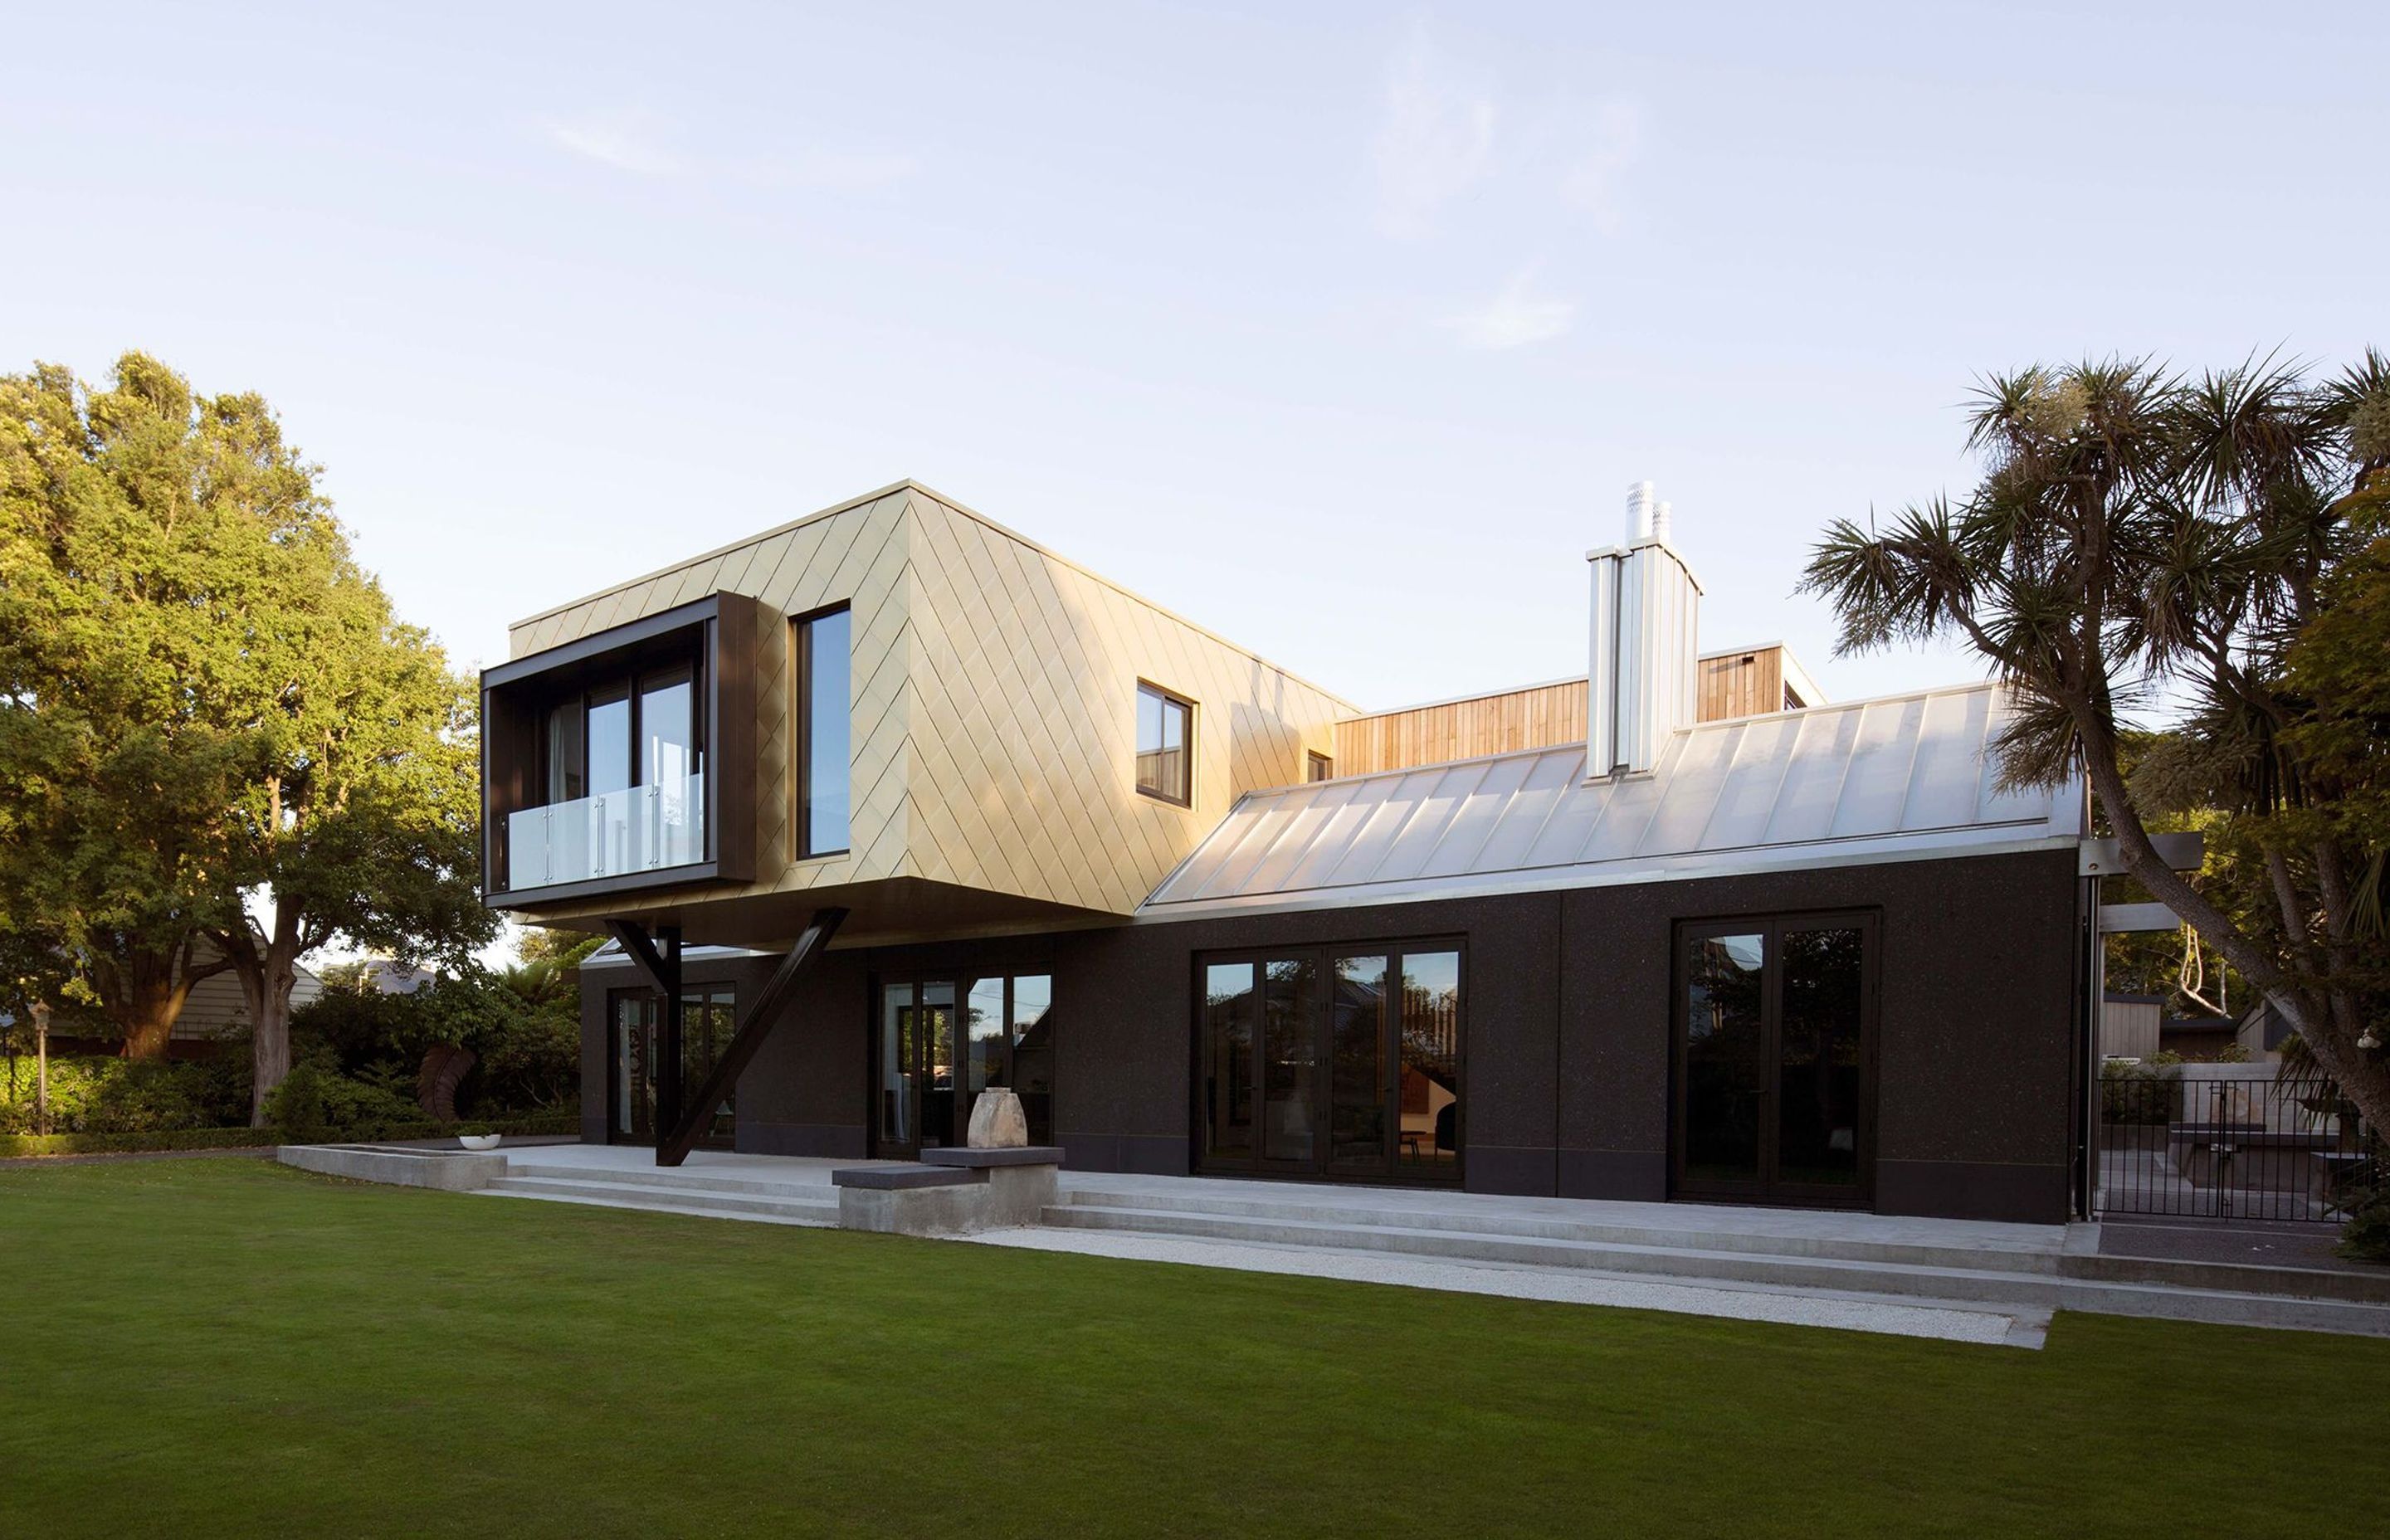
<box><xmin>965</xmin><ymin>1226</ymin><xmax>2045</xmax><ymax>1348</ymax></box>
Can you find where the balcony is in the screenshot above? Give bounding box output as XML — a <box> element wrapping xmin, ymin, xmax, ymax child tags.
<box><xmin>481</xmin><ymin>593</ymin><xmax>764</xmax><ymax>909</ymax></box>
<box><xmin>504</xmin><ymin>775</ymin><xmax>707</xmax><ymax>892</ymax></box>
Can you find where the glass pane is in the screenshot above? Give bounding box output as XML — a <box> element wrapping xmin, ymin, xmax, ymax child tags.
<box><xmin>1685</xmin><ymin>933</ymin><xmax>1766</xmax><ymax>1184</ymax></box>
<box><xmin>547</xmin><ymin>703</ymin><xmax>584</xmax><ymax>804</ymax></box>
<box><xmin>1011</xmin><ymin>974</ymin><xmax>1054</xmax><ymax>1147</ymax></box>
<box><xmin>1261</xmin><ymin>957</ymin><xmax>1315</xmax><ymax>1164</ymax></box>
<box><xmin>1397</xmin><ymin>951</ymin><xmax>1461</xmax><ymax>1173</ymax></box>
<box><xmin>641</xmin><ymin>674</ymin><xmax>694</xmax><ymax>786</ymax></box>
<box><xmin>612</xmin><ymin>995</ymin><xmax>656</xmax><ymax>1142</ymax></box>
<box><xmin>803</xmin><ymin>610</ymin><xmax>851</xmax><ymax>854</ymax></box>
<box><xmin>587</xmin><ymin>690</ymin><xmax>631</xmax><ymax>796</ymax></box>
<box><xmin>1329</xmin><ymin>955</ymin><xmax>1388</xmax><ymax>1170</ymax></box>
<box><xmin>879</xmin><ymin>983</ymin><xmax>914</xmax><ymax>1148</ymax></box>
<box><xmin>1136</xmin><ymin>686</ymin><xmax>1188</xmax><ymax>801</ymax></box>
<box><xmin>919</xmin><ymin>982</ymin><xmax>955</xmax><ymax>1148</ymax></box>
<box><xmin>966</xmin><ymin>977</ymin><xmax>1007</xmax><ymax>1094</ymax></box>
<box><xmin>1203</xmin><ymin>962</ymin><xmax>1255</xmax><ymax>1161</ymax></box>
<box><xmin>1779</xmin><ymin>927</ymin><xmax>1864</xmax><ymax>1187</ymax></box>
<box><xmin>679</xmin><ymin>984</ymin><xmax>734</xmax><ymax>1146</ymax></box>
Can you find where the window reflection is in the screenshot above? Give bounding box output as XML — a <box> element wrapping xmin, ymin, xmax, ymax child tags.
<box><xmin>1397</xmin><ymin>950</ymin><xmax>1461</xmax><ymax>1173</ymax></box>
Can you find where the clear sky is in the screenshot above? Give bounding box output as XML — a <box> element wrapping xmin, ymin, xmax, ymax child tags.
<box><xmin>5</xmin><ymin>2</ymin><xmax>2384</xmax><ymax>711</ymax></box>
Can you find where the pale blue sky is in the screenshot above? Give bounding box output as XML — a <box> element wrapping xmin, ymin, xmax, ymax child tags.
<box><xmin>5</xmin><ymin>2</ymin><xmax>2383</xmax><ymax>710</ymax></box>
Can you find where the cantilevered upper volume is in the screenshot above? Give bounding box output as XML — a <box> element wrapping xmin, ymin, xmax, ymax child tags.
<box><xmin>480</xmin><ymin>480</ymin><xmax>1354</xmax><ymax>948</ymax></box>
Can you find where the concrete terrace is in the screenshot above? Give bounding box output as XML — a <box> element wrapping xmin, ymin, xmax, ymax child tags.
<box><xmin>379</xmin><ymin>1140</ymin><xmax>2381</xmax><ymax>1349</ymax></box>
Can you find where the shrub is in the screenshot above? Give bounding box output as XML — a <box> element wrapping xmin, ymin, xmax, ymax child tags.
<box><xmin>2338</xmin><ymin>1187</ymin><xmax>2390</xmax><ymax>1264</ymax></box>
<box><xmin>2099</xmin><ymin>1057</ymin><xmax>2180</xmax><ymax>1125</ymax></box>
<box><xmin>0</xmin><ymin>1055</ymin><xmax>249</xmax><ymax>1135</ymax></box>
<box><xmin>271</xmin><ymin>1061</ymin><xmax>328</xmax><ymax>1142</ymax></box>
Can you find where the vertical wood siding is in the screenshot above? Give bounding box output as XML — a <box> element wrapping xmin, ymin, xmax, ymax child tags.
<box><xmin>1697</xmin><ymin>647</ymin><xmax>1787</xmax><ymax>723</ymax></box>
<box><xmin>1331</xmin><ymin>680</ymin><xmax>1589</xmax><ymax>777</ymax></box>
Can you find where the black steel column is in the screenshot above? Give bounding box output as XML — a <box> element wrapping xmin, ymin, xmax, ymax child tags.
<box><xmin>655</xmin><ymin>925</ymin><xmax>683</xmax><ymax>1160</ymax></box>
<box><xmin>605</xmin><ymin>919</ymin><xmax>684</xmax><ymax>1165</ymax></box>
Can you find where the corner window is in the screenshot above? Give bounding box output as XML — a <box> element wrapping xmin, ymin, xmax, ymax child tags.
<box><xmin>1306</xmin><ymin>751</ymin><xmax>1333</xmax><ymax>783</ymax></box>
<box><xmin>1135</xmin><ymin>681</ymin><xmax>1193</xmax><ymax>806</ymax></box>
<box><xmin>797</xmin><ymin>607</ymin><xmax>851</xmax><ymax>855</ymax></box>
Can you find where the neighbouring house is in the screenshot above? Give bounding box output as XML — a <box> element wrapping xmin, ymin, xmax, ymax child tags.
<box><xmin>483</xmin><ymin>480</ymin><xmax>2098</xmax><ymax>1224</ymax></box>
<box><xmin>2101</xmin><ymin>994</ymin><xmax>2165</xmax><ymax>1061</ymax></box>
<box><xmin>34</xmin><ymin>937</ymin><xmax>324</xmax><ymax>1060</ymax></box>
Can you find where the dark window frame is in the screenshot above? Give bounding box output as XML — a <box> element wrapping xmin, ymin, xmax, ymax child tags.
<box><xmin>1134</xmin><ymin>679</ymin><xmax>1195</xmax><ymax>807</ymax></box>
<box><xmin>1669</xmin><ymin>908</ymin><xmax>1879</xmax><ymax>1209</ymax></box>
<box><xmin>607</xmin><ymin>980</ymin><xmax>737</xmax><ymax>1150</ymax></box>
<box><xmin>1305</xmin><ymin>750</ymin><xmax>1334</xmax><ymax>783</ymax></box>
<box><xmin>793</xmin><ymin>602</ymin><xmax>853</xmax><ymax>859</ymax></box>
<box><xmin>480</xmin><ymin>593</ymin><xmax>763</xmax><ymax>904</ymax></box>
<box><xmin>868</xmin><ymin>965</ymin><xmax>1056</xmax><ymax>1157</ymax></box>
<box><xmin>1189</xmin><ymin>933</ymin><xmax>1466</xmax><ymax>1187</ymax></box>
<box><xmin>536</xmin><ymin>659</ymin><xmax>704</xmax><ymax>811</ymax></box>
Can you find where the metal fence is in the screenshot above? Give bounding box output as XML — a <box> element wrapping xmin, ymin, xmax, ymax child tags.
<box><xmin>2096</xmin><ymin>1070</ymin><xmax>2380</xmax><ymax>1223</ymax></box>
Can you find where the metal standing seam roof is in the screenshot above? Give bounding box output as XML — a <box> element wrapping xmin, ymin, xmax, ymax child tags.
<box><xmin>1139</xmin><ymin>681</ymin><xmax>2083</xmax><ymax>918</ymax></box>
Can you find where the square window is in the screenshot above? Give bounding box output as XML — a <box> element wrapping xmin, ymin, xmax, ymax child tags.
<box><xmin>1135</xmin><ymin>682</ymin><xmax>1192</xmax><ymax>806</ymax></box>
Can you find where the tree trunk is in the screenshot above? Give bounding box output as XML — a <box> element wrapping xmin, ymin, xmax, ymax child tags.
<box><xmin>102</xmin><ymin>938</ymin><xmax>227</xmax><ymax>1060</ymax></box>
<box><xmin>250</xmin><ymin>983</ymin><xmax>293</xmax><ymax>1127</ymax></box>
<box><xmin>227</xmin><ymin>904</ymin><xmax>308</xmax><ymax>1127</ymax></box>
<box><xmin>119</xmin><ymin>988</ymin><xmax>181</xmax><ymax>1060</ymax></box>
<box><xmin>2076</xmin><ymin>723</ymin><xmax>2390</xmax><ymax>1140</ymax></box>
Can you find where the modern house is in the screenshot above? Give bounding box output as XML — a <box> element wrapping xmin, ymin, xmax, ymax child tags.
<box><xmin>484</xmin><ymin>480</ymin><xmax>2096</xmax><ymax>1224</ymax></box>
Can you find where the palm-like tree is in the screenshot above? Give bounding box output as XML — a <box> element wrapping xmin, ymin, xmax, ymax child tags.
<box><xmin>1801</xmin><ymin>352</ymin><xmax>2390</xmax><ymax>1134</ymax></box>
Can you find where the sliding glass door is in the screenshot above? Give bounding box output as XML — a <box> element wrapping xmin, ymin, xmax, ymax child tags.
<box><xmin>1675</xmin><ymin>913</ymin><xmax>1874</xmax><ymax>1206</ymax></box>
<box><xmin>608</xmin><ymin>982</ymin><xmax>737</xmax><ymax>1149</ymax></box>
<box><xmin>1199</xmin><ymin>941</ymin><xmax>1463</xmax><ymax>1184</ymax></box>
<box><xmin>876</xmin><ymin>971</ymin><xmax>1054</xmax><ymax>1157</ymax></box>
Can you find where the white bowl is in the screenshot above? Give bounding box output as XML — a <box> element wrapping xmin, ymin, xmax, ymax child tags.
<box><xmin>457</xmin><ymin>1133</ymin><xmax>502</xmax><ymax>1151</ymax></box>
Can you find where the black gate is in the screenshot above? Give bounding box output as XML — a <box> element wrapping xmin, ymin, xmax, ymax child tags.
<box><xmin>2097</xmin><ymin>1069</ymin><xmax>2380</xmax><ymax>1223</ymax></box>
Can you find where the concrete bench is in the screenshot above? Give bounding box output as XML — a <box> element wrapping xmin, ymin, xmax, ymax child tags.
<box><xmin>831</xmin><ymin>1146</ymin><xmax>1065</xmax><ymax>1236</ymax></box>
<box><xmin>279</xmin><ymin>1143</ymin><xmax>508</xmax><ymax>1192</ymax></box>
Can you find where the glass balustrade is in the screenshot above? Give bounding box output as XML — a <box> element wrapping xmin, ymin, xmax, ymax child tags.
<box><xmin>505</xmin><ymin>774</ymin><xmax>706</xmax><ymax>890</ymax></box>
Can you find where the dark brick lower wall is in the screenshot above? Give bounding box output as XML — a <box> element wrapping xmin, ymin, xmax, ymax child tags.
<box><xmin>578</xmin><ymin>846</ymin><xmax>2082</xmax><ymax>1225</ymax></box>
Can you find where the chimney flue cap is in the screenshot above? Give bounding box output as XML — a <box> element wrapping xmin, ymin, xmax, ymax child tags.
<box><xmin>1625</xmin><ymin>480</ymin><xmax>1656</xmax><ymax>540</ymax></box>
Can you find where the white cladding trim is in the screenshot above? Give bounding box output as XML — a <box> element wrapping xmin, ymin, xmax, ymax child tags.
<box><xmin>1586</xmin><ymin>538</ymin><xmax>1701</xmax><ymax>777</ymax></box>
<box><xmin>1141</xmin><ymin>680</ymin><xmax>2081</xmax><ymax>916</ymax></box>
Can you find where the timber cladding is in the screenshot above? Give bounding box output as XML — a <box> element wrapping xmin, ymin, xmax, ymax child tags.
<box><xmin>1696</xmin><ymin>646</ymin><xmax>1787</xmax><ymax>722</ymax></box>
<box><xmin>1332</xmin><ymin>679</ymin><xmax>1588</xmax><ymax>777</ymax></box>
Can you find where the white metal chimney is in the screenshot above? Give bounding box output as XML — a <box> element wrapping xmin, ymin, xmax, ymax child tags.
<box><xmin>1625</xmin><ymin>480</ymin><xmax>1657</xmax><ymax>539</ymax></box>
<box><xmin>1587</xmin><ymin>481</ymin><xmax>1702</xmax><ymax>777</ymax></box>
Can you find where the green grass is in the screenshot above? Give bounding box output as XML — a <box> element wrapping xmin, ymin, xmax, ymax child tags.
<box><xmin>4</xmin><ymin>1159</ymin><xmax>2385</xmax><ymax>1538</ymax></box>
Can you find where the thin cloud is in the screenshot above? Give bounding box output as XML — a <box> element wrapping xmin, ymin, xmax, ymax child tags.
<box><xmin>1443</xmin><ymin>267</ymin><xmax>1577</xmax><ymax>350</ymax></box>
<box><xmin>761</xmin><ymin>148</ymin><xmax>920</xmax><ymax>191</ymax></box>
<box><xmin>540</xmin><ymin>111</ymin><xmax>918</xmax><ymax>192</ymax></box>
<box><xmin>542</xmin><ymin>110</ymin><xmax>680</xmax><ymax>176</ymax></box>
<box><xmin>1558</xmin><ymin>100</ymin><xmax>1643</xmax><ymax>231</ymax></box>
<box><xmin>1371</xmin><ymin>17</ymin><xmax>1495</xmax><ymax>239</ymax></box>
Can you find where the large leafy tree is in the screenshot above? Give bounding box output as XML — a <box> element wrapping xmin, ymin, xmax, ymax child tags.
<box><xmin>1802</xmin><ymin>353</ymin><xmax>2390</xmax><ymax>1135</ymax></box>
<box><xmin>0</xmin><ymin>353</ymin><xmax>492</xmax><ymax>1118</ymax></box>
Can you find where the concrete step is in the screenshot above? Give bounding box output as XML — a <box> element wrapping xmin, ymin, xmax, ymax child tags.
<box><xmin>1056</xmin><ymin>1187</ymin><xmax>2061</xmax><ymax>1274</ymax></box>
<box><xmin>504</xmin><ymin>1162</ymin><xmax>841</xmax><ymax>1201</ymax></box>
<box><xmin>1042</xmin><ymin>1204</ymin><xmax>2390</xmax><ymax>1338</ymax></box>
<box><xmin>482</xmin><ymin>1174</ymin><xmax>839</xmax><ymax>1225</ymax></box>
<box><xmin>2057</xmin><ymin>1250</ymin><xmax>2390</xmax><ymax>1306</ymax></box>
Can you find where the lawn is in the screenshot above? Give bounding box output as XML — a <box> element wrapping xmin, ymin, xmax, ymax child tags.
<box><xmin>4</xmin><ymin>1158</ymin><xmax>2385</xmax><ymax>1538</ymax></box>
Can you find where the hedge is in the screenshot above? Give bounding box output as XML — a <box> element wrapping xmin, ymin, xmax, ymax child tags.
<box><xmin>1</xmin><ymin>1110</ymin><xmax>581</xmax><ymax>1160</ymax></box>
